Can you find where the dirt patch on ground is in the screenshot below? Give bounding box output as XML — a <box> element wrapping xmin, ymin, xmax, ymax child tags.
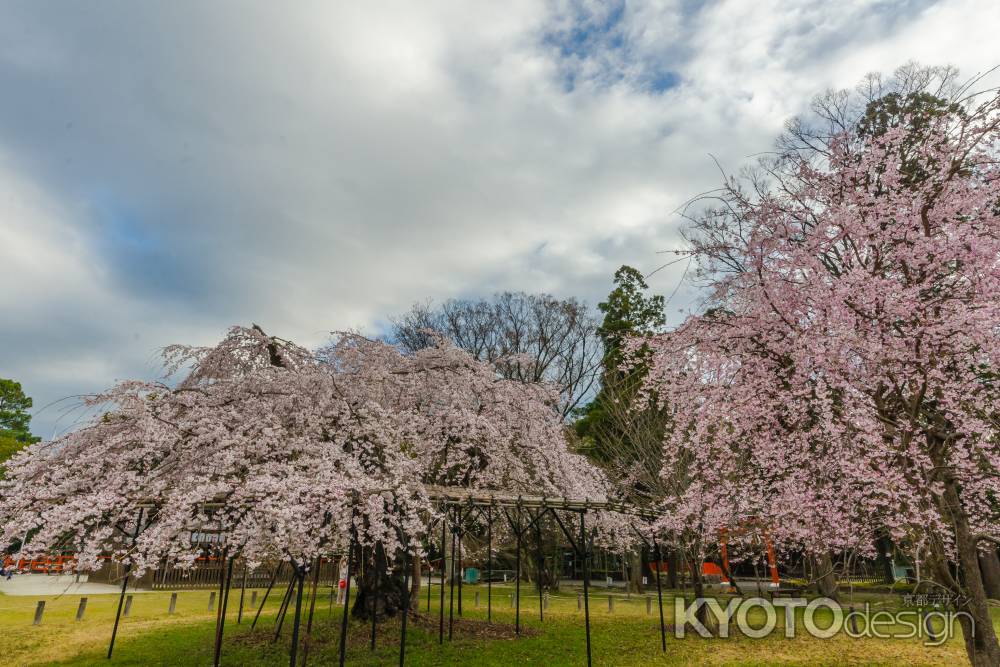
<box><xmin>408</xmin><ymin>612</ymin><xmax>539</xmax><ymax>639</ymax></box>
<box><xmin>233</xmin><ymin>610</ymin><xmax>537</xmax><ymax>652</ymax></box>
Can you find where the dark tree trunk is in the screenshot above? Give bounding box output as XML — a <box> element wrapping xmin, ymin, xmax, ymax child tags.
<box><xmin>977</xmin><ymin>549</ymin><xmax>1000</xmax><ymax>600</ymax></box>
<box><xmin>544</xmin><ymin>554</ymin><xmax>560</xmax><ymax>592</ymax></box>
<box><xmin>813</xmin><ymin>552</ymin><xmax>839</xmax><ymax>602</ymax></box>
<box><xmin>939</xmin><ymin>477</ymin><xmax>1000</xmax><ymax>667</ymax></box>
<box><xmin>351</xmin><ymin>547</ymin><xmax>410</xmax><ymax>621</ymax></box>
<box><xmin>717</xmin><ymin>556</ymin><xmax>743</xmax><ymax>596</ymax></box>
<box><xmin>525</xmin><ymin>553</ymin><xmax>558</xmax><ymax>590</ymax></box>
<box><xmin>666</xmin><ymin>550</ymin><xmax>678</xmax><ymax>589</ymax></box>
<box><xmin>408</xmin><ymin>557</ymin><xmax>422</xmax><ymax>614</ymax></box>
<box><xmin>874</xmin><ymin>531</ymin><xmax>895</xmax><ymax>584</ymax></box>
<box><xmin>687</xmin><ymin>556</ymin><xmax>710</xmax><ymax>628</ymax></box>
<box><xmin>627</xmin><ymin>549</ymin><xmax>643</xmax><ymax>594</ymax></box>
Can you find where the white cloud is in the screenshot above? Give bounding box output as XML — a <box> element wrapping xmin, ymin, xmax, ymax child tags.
<box><xmin>0</xmin><ymin>0</ymin><xmax>998</xmax><ymax>438</ymax></box>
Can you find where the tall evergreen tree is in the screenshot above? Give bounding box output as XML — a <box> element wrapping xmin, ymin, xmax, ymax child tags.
<box><xmin>574</xmin><ymin>266</ymin><xmax>668</xmax><ymax>593</ymax></box>
<box><xmin>576</xmin><ymin>266</ymin><xmax>666</xmax><ymax>492</ymax></box>
<box><xmin>0</xmin><ymin>378</ymin><xmax>39</xmax><ymax>470</ymax></box>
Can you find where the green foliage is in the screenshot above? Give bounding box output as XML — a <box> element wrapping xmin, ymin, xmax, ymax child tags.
<box><xmin>0</xmin><ymin>432</ymin><xmax>25</xmax><ymax>470</ymax></box>
<box><xmin>0</xmin><ymin>378</ymin><xmax>34</xmax><ymax>436</ymax></box>
<box><xmin>575</xmin><ymin>267</ymin><xmax>667</xmax><ymax>476</ymax></box>
<box><xmin>0</xmin><ymin>378</ymin><xmax>39</xmax><ymax>468</ymax></box>
<box><xmin>857</xmin><ymin>91</ymin><xmax>964</xmax><ymax>188</ymax></box>
<box><xmin>0</xmin><ymin>430</ymin><xmax>24</xmax><ymax>456</ymax></box>
<box><xmin>857</xmin><ymin>91</ymin><xmax>960</xmax><ymax>141</ymax></box>
<box><xmin>595</xmin><ymin>266</ymin><xmax>665</xmax><ymax>370</ymax></box>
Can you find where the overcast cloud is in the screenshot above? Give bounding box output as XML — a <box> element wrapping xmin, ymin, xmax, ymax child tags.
<box><xmin>2</xmin><ymin>0</ymin><xmax>999</xmax><ymax>438</ymax></box>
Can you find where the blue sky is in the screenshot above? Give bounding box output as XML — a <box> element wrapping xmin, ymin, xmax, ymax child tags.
<box><xmin>1</xmin><ymin>0</ymin><xmax>998</xmax><ymax>439</ymax></box>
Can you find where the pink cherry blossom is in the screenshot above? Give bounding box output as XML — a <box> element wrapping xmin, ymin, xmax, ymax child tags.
<box><xmin>638</xmin><ymin>88</ymin><xmax>1000</xmax><ymax>663</ymax></box>
<box><xmin>0</xmin><ymin>325</ymin><xmax>616</xmax><ymax>574</ymax></box>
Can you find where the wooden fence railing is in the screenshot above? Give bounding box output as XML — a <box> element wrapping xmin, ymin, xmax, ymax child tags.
<box><xmin>840</xmin><ymin>573</ymin><xmax>891</xmax><ymax>585</ymax></box>
<box><xmin>152</xmin><ymin>557</ymin><xmax>341</xmax><ymax>590</ymax></box>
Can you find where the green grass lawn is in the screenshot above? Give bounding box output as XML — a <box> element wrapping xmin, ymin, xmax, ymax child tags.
<box><xmin>1</xmin><ymin>583</ymin><xmax>987</xmax><ymax>666</ymax></box>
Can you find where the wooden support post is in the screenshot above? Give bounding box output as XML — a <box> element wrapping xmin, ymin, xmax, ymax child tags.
<box><xmin>924</xmin><ymin>610</ymin><xmax>938</xmax><ymax>643</ymax></box>
<box><xmin>251</xmin><ymin>562</ymin><xmax>283</xmax><ymax>631</ymax></box>
<box><xmin>371</xmin><ymin>544</ymin><xmax>381</xmax><ymax>651</ymax></box>
<box><xmin>237</xmin><ymin>564</ymin><xmax>248</xmax><ymax>624</ymax></box>
<box><xmin>288</xmin><ymin>566</ymin><xmax>305</xmax><ymax>667</ymax></box>
<box><xmin>208</xmin><ymin>591</ymin><xmax>216</xmax><ymax>612</ymax></box>
<box><xmin>448</xmin><ymin>511</ymin><xmax>457</xmax><ymax>641</ymax></box>
<box><xmin>515</xmin><ymin>502</ymin><xmax>522</xmax><ymax>636</ymax></box>
<box><xmin>720</xmin><ymin>529</ymin><xmax>730</xmax><ymax>586</ymax></box>
<box><xmin>272</xmin><ymin>576</ymin><xmax>296</xmax><ymax>642</ymax></box>
<box><xmin>123</xmin><ymin>595</ymin><xmax>133</xmax><ymax>617</ymax></box>
<box><xmin>33</xmin><ymin>600</ymin><xmax>45</xmax><ymax>626</ymax></box>
<box><xmin>213</xmin><ymin>549</ymin><xmax>227</xmax><ymax>653</ymax></box>
<box><xmin>338</xmin><ymin>532</ymin><xmax>356</xmax><ymax>667</ymax></box>
<box><xmin>457</xmin><ymin>527</ymin><xmax>463</xmax><ymax>618</ymax></box>
<box><xmin>108</xmin><ymin>507</ymin><xmax>144</xmax><ymax>659</ymax></box>
<box><xmin>438</xmin><ymin>512</ymin><xmax>446</xmax><ymax>644</ymax></box>
<box><xmin>213</xmin><ymin>555</ymin><xmax>234</xmax><ymax>667</ymax></box>
<box><xmin>764</xmin><ymin>531</ymin><xmax>780</xmax><ymax>587</ymax></box>
<box><xmin>76</xmin><ymin>597</ymin><xmax>88</xmax><ymax>621</ymax></box>
<box><xmin>654</xmin><ymin>540</ymin><xmax>666</xmax><ymax>653</ymax></box>
<box><xmin>302</xmin><ymin>558</ymin><xmax>322</xmax><ymax>667</ymax></box>
<box><xmin>581</xmin><ymin>511</ymin><xmax>592</xmax><ymax>667</ymax></box>
<box><xmin>487</xmin><ymin>504</ymin><xmax>493</xmax><ymax>623</ymax></box>
<box><xmin>168</xmin><ymin>592</ymin><xmax>178</xmax><ymax>615</ymax></box>
<box><xmin>534</xmin><ymin>511</ymin><xmax>544</xmax><ymax>623</ymax></box>
<box><xmin>399</xmin><ymin>551</ymin><xmax>411</xmax><ymax>667</ymax></box>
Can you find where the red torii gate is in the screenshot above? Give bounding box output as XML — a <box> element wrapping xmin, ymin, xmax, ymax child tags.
<box><xmin>719</xmin><ymin>521</ymin><xmax>780</xmax><ymax>589</ymax></box>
